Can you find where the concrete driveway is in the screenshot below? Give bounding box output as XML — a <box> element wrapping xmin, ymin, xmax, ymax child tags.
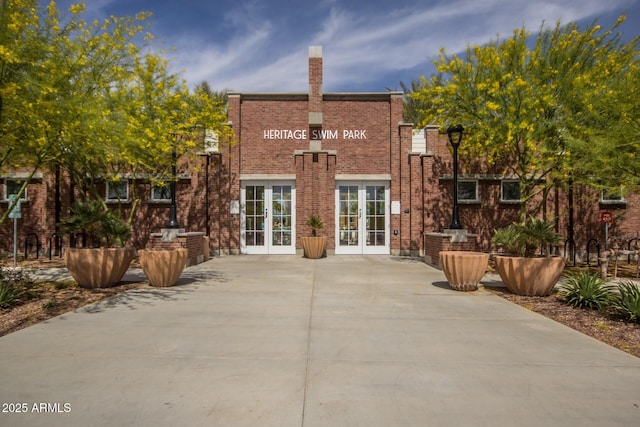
<box><xmin>1</xmin><ymin>255</ymin><xmax>639</xmax><ymax>426</ymax></box>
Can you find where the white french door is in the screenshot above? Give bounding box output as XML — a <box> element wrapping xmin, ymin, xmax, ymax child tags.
<box><xmin>241</xmin><ymin>182</ymin><xmax>296</xmax><ymax>254</ymax></box>
<box><xmin>335</xmin><ymin>182</ymin><xmax>389</xmax><ymax>254</ymax></box>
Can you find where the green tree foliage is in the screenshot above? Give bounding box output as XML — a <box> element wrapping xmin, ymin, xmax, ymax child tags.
<box><xmin>0</xmin><ymin>1</ymin><xmax>234</xmax><ymax>226</ymax></box>
<box><xmin>194</xmin><ymin>80</ymin><xmax>231</xmax><ymax>105</ymax></box>
<box><xmin>0</xmin><ymin>0</ymin><xmax>50</xmax><ymax>215</ymax></box>
<box><xmin>411</xmin><ymin>17</ymin><xmax>639</xmax><ymax>220</ymax></box>
<box><xmin>398</xmin><ymin>79</ymin><xmax>430</xmax><ymax>125</ymax></box>
<box><xmin>564</xmin><ymin>34</ymin><xmax>640</xmax><ymax>193</ymax></box>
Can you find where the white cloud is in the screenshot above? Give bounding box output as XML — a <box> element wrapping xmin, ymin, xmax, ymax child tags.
<box><xmin>55</xmin><ymin>0</ymin><xmax>639</xmax><ymax>92</ymax></box>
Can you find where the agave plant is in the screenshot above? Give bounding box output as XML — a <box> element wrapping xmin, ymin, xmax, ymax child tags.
<box><xmin>559</xmin><ymin>271</ymin><xmax>616</xmax><ymax>310</ymax></box>
<box><xmin>0</xmin><ymin>282</ymin><xmax>18</xmax><ymax>309</ymax></box>
<box><xmin>0</xmin><ymin>268</ymin><xmax>35</xmax><ymax>309</ymax></box>
<box><xmin>613</xmin><ymin>281</ymin><xmax>640</xmax><ymax>323</ymax></box>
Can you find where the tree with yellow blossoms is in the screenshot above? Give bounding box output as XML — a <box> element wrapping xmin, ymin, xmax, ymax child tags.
<box><xmin>411</xmin><ymin>17</ymin><xmax>639</xmax><ymax>221</ymax></box>
<box><xmin>0</xmin><ymin>0</ymin><xmax>233</xmax><ymax>226</ymax></box>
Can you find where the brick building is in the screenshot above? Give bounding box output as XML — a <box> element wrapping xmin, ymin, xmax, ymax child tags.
<box><xmin>1</xmin><ymin>46</ymin><xmax>639</xmax><ymax>260</ymax></box>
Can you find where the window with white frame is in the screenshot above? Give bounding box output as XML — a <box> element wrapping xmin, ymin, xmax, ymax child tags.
<box><xmin>3</xmin><ymin>179</ymin><xmax>28</xmax><ymax>201</ymax></box>
<box><xmin>151</xmin><ymin>181</ymin><xmax>173</xmax><ymax>202</ymax></box>
<box><xmin>501</xmin><ymin>180</ymin><xmax>521</xmax><ymax>202</ymax></box>
<box><xmin>601</xmin><ymin>188</ymin><xmax>625</xmax><ymax>203</ymax></box>
<box><xmin>106</xmin><ymin>180</ymin><xmax>129</xmax><ymax>202</ymax></box>
<box><xmin>457</xmin><ymin>180</ymin><xmax>479</xmax><ymax>203</ymax></box>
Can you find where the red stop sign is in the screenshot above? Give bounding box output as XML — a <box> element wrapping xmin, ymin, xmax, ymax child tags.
<box><xmin>600</xmin><ymin>211</ymin><xmax>613</xmax><ymax>224</ymax></box>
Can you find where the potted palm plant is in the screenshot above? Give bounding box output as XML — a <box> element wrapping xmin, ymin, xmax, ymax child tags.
<box><xmin>59</xmin><ymin>200</ymin><xmax>134</xmax><ymax>289</ymax></box>
<box><xmin>300</xmin><ymin>214</ymin><xmax>327</xmax><ymax>259</ymax></box>
<box><xmin>491</xmin><ymin>216</ymin><xmax>564</xmax><ymax>296</ymax></box>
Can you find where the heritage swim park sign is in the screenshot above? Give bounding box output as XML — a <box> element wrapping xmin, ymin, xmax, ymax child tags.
<box><xmin>263</xmin><ymin>129</ymin><xmax>367</xmax><ymax>140</ymax></box>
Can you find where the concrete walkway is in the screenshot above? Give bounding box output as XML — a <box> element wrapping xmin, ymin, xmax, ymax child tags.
<box><xmin>1</xmin><ymin>255</ymin><xmax>639</xmax><ymax>426</ymax></box>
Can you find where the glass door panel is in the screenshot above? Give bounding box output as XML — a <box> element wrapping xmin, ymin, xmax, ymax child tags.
<box><xmin>336</xmin><ymin>182</ymin><xmax>389</xmax><ymax>254</ymax></box>
<box><xmin>271</xmin><ymin>185</ymin><xmax>293</xmax><ymax>248</ymax></box>
<box><xmin>245</xmin><ymin>185</ymin><xmax>265</xmax><ymax>248</ymax></box>
<box><xmin>366</xmin><ymin>185</ymin><xmax>386</xmax><ymax>248</ymax></box>
<box><xmin>338</xmin><ymin>185</ymin><xmax>360</xmax><ymax>250</ymax></box>
<box><xmin>242</xmin><ymin>182</ymin><xmax>295</xmax><ymax>254</ymax></box>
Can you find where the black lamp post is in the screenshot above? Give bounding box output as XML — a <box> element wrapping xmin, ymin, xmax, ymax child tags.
<box><xmin>167</xmin><ymin>125</ymin><xmax>207</xmax><ymax>230</ymax></box>
<box><xmin>447</xmin><ymin>124</ymin><xmax>464</xmax><ymax>230</ymax></box>
<box><xmin>167</xmin><ymin>145</ymin><xmax>180</xmax><ymax>229</ymax></box>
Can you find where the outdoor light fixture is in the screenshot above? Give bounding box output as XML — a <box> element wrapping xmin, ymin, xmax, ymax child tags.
<box><xmin>447</xmin><ymin>124</ymin><xmax>464</xmax><ymax>230</ymax></box>
<box><xmin>166</xmin><ymin>125</ymin><xmax>207</xmax><ymax>230</ymax></box>
<box><xmin>167</xmin><ymin>146</ymin><xmax>179</xmax><ymax>229</ymax></box>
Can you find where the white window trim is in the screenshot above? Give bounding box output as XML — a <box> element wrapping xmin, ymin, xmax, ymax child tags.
<box><xmin>105</xmin><ymin>181</ymin><xmax>129</xmax><ymax>203</ymax></box>
<box><xmin>601</xmin><ymin>188</ymin><xmax>626</xmax><ymax>204</ymax></box>
<box><xmin>151</xmin><ymin>181</ymin><xmax>173</xmax><ymax>202</ymax></box>
<box><xmin>3</xmin><ymin>179</ymin><xmax>28</xmax><ymax>201</ymax></box>
<box><xmin>500</xmin><ymin>180</ymin><xmax>522</xmax><ymax>204</ymax></box>
<box><xmin>457</xmin><ymin>180</ymin><xmax>479</xmax><ymax>204</ymax></box>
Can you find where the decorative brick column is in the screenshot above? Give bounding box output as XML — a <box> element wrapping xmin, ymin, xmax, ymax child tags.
<box><xmin>424</xmin><ymin>231</ymin><xmax>478</xmax><ymax>268</ymax></box>
<box><xmin>147</xmin><ymin>230</ymin><xmax>206</xmax><ymax>267</ymax></box>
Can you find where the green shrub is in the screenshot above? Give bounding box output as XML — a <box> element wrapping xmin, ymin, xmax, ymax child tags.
<box><xmin>0</xmin><ymin>268</ymin><xmax>36</xmax><ymax>309</ymax></box>
<box><xmin>559</xmin><ymin>271</ymin><xmax>616</xmax><ymax>310</ymax></box>
<box><xmin>0</xmin><ymin>282</ymin><xmax>18</xmax><ymax>308</ymax></box>
<box><xmin>54</xmin><ymin>280</ymin><xmax>76</xmax><ymax>290</ymax></box>
<box><xmin>613</xmin><ymin>281</ymin><xmax>640</xmax><ymax>323</ymax></box>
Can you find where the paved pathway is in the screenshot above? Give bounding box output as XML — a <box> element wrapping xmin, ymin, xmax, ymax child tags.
<box><xmin>1</xmin><ymin>255</ymin><xmax>639</xmax><ymax>426</ymax></box>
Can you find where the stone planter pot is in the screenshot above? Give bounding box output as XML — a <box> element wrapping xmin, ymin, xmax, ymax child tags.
<box><xmin>494</xmin><ymin>255</ymin><xmax>565</xmax><ymax>296</ymax></box>
<box><xmin>139</xmin><ymin>248</ymin><xmax>188</xmax><ymax>287</ymax></box>
<box><xmin>439</xmin><ymin>251</ymin><xmax>489</xmax><ymax>291</ymax></box>
<box><xmin>64</xmin><ymin>247</ymin><xmax>135</xmax><ymax>289</ymax></box>
<box><xmin>300</xmin><ymin>236</ymin><xmax>328</xmax><ymax>259</ymax></box>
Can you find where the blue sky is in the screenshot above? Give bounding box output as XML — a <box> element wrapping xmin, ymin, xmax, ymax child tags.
<box><xmin>51</xmin><ymin>0</ymin><xmax>640</xmax><ymax>93</ymax></box>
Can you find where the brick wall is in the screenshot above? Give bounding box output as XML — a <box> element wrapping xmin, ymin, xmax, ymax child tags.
<box><xmin>424</xmin><ymin>233</ymin><xmax>478</xmax><ymax>268</ymax></box>
<box><xmin>146</xmin><ymin>233</ymin><xmax>205</xmax><ymax>266</ymax></box>
<box><xmin>295</xmin><ymin>151</ymin><xmax>336</xmax><ymax>247</ymax></box>
<box><xmin>3</xmin><ymin>47</ymin><xmax>640</xmax><ymax>260</ymax></box>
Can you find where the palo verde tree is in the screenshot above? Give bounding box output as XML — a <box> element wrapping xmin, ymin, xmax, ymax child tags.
<box><xmin>411</xmin><ymin>16</ymin><xmax>639</xmax><ymax>221</ymax></box>
<box><xmin>562</xmin><ymin>30</ymin><xmax>640</xmax><ymax>194</ymax></box>
<box><xmin>0</xmin><ymin>1</ymin><xmax>233</xmax><ymax>227</ymax></box>
<box><xmin>0</xmin><ymin>0</ymin><xmax>52</xmax><ymax>218</ymax></box>
<box><xmin>0</xmin><ymin>1</ymin><xmax>153</xmax><ymax>224</ymax></box>
<box><xmin>108</xmin><ymin>53</ymin><xmax>234</xmax><ymax>224</ymax></box>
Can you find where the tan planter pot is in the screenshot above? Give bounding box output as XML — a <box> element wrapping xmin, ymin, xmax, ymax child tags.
<box><xmin>64</xmin><ymin>247</ymin><xmax>135</xmax><ymax>289</ymax></box>
<box><xmin>300</xmin><ymin>236</ymin><xmax>328</xmax><ymax>259</ymax></box>
<box><xmin>494</xmin><ymin>255</ymin><xmax>565</xmax><ymax>296</ymax></box>
<box><xmin>139</xmin><ymin>248</ymin><xmax>188</xmax><ymax>287</ymax></box>
<box><xmin>439</xmin><ymin>251</ymin><xmax>489</xmax><ymax>291</ymax></box>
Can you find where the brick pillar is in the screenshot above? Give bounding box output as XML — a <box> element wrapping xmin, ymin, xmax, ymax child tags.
<box><xmin>295</xmin><ymin>150</ymin><xmax>336</xmax><ymax>250</ymax></box>
<box><xmin>224</xmin><ymin>94</ymin><xmax>242</xmax><ymax>254</ymax></box>
<box><xmin>308</xmin><ymin>46</ymin><xmax>323</xmax><ymax>151</ymax></box>
<box><xmin>389</xmin><ymin>93</ymin><xmax>403</xmax><ymax>254</ymax></box>
<box><xmin>308</xmin><ymin>46</ymin><xmax>323</xmax><ymax>120</ymax></box>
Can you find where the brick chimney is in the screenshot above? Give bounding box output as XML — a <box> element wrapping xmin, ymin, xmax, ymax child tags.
<box><xmin>308</xmin><ymin>46</ymin><xmax>323</xmax><ymax>127</ymax></box>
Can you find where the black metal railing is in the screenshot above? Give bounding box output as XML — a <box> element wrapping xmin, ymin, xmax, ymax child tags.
<box><xmin>24</xmin><ymin>232</ymin><xmax>41</xmax><ymax>260</ymax></box>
